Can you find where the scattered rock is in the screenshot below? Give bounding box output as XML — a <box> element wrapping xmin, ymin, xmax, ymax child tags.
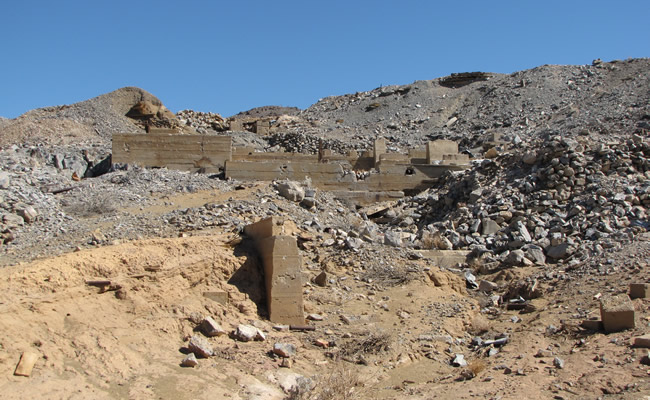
<box><xmin>234</xmin><ymin>324</ymin><xmax>266</xmax><ymax>342</ymax></box>
<box><xmin>452</xmin><ymin>354</ymin><xmax>467</xmax><ymax>367</ymax></box>
<box><xmin>631</xmin><ymin>335</ymin><xmax>650</xmax><ymax>348</ymax></box>
<box><xmin>314</xmin><ymin>271</ymin><xmax>328</xmax><ymax>287</ymax></box>
<box><xmin>306</xmin><ymin>314</ymin><xmax>324</xmax><ymax>321</ymax></box>
<box><xmin>277</xmin><ymin>181</ymin><xmax>304</xmax><ymax>202</ymax></box>
<box><xmin>201</xmin><ymin>316</ymin><xmax>226</xmax><ymax>337</ymax></box>
<box><xmin>478</xmin><ymin>280</ymin><xmax>498</xmax><ymax>293</ymax></box>
<box><xmin>181</xmin><ymin>353</ymin><xmax>199</xmax><ymax>367</ymax></box>
<box><xmin>188</xmin><ymin>335</ymin><xmax>213</xmax><ymax>358</ymax></box>
<box><xmin>273</xmin><ymin>343</ymin><xmax>297</xmax><ymax>358</ymax></box>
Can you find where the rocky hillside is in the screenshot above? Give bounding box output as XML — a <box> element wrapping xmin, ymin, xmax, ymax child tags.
<box><xmin>0</xmin><ymin>87</ymin><xmax>165</xmax><ymax>146</ymax></box>
<box><xmin>298</xmin><ymin>58</ymin><xmax>649</xmax><ymax>151</ymax></box>
<box><xmin>0</xmin><ymin>59</ymin><xmax>649</xmax><ymax>400</ymax></box>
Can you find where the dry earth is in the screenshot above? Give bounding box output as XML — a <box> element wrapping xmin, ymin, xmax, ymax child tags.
<box><xmin>0</xmin><ymin>58</ymin><xmax>649</xmax><ymax>399</ymax></box>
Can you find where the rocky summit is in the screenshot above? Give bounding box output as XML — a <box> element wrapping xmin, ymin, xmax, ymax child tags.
<box><xmin>0</xmin><ymin>58</ymin><xmax>649</xmax><ymax>399</ymax></box>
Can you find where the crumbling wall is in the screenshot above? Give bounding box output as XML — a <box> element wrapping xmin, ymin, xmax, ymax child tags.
<box><xmin>112</xmin><ymin>134</ymin><xmax>232</xmax><ymax>172</ymax></box>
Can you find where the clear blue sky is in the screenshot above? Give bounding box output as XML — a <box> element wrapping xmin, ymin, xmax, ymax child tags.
<box><xmin>1</xmin><ymin>0</ymin><xmax>648</xmax><ymax>119</ymax></box>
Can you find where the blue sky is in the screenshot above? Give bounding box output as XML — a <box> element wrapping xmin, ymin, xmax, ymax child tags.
<box><xmin>1</xmin><ymin>0</ymin><xmax>648</xmax><ymax>119</ymax></box>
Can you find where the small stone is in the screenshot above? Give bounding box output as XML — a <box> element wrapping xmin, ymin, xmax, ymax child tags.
<box><xmin>641</xmin><ymin>351</ymin><xmax>650</xmax><ymax>366</ymax></box>
<box><xmin>580</xmin><ymin>319</ymin><xmax>602</xmax><ymax>331</ymax></box>
<box><xmin>482</xmin><ymin>219</ymin><xmax>500</xmax><ymax>235</ymax></box>
<box><xmin>273</xmin><ymin>343</ymin><xmax>297</xmax><ymax>358</ymax></box>
<box><xmin>525</xmin><ymin>246</ymin><xmax>546</xmax><ymax>265</ymax></box>
<box><xmin>181</xmin><ymin>353</ymin><xmax>199</xmax><ymax>367</ymax></box>
<box><xmin>452</xmin><ymin>354</ymin><xmax>467</xmax><ymax>367</ymax></box>
<box><xmin>0</xmin><ymin>172</ymin><xmax>10</xmax><ymax>189</ymax></box>
<box><xmin>314</xmin><ymin>339</ymin><xmax>329</xmax><ymax>349</ymax></box>
<box><xmin>3</xmin><ymin>213</ymin><xmax>24</xmax><ymax>228</ymax></box>
<box><xmin>384</xmin><ymin>231</ymin><xmax>402</xmax><ymax>247</ymax></box>
<box><xmin>514</xmin><ymin>221</ymin><xmax>532</xmax><ymax>242</ymax></box>
<box><xmin>280</xmin><ymin>358</ymin><xmax>292</xmax><ymax>368</ymax></box>
<box><xmin>306</xmin><ymin>314</ymin><xmax>323</xmax><ymax>321</ymax></box>
<box><xmin>314</xmin><ymin>271</ymin><xmax>327</xmax><ymax>287</ymax></box>
<box><xmin>300</xmin><ymin>197</ymin><xmax>316</xmax><ymax>209</ymax></box>
<box><xmin>188</xmin><ymin>335</ymin><xmax>212</xmax><ymax>358</ymax></box>
<box><xmin>14</xmin><ymin>351</ymin><xmax>38</xmax><ymax>377</ymax></box>
<box><xmin>522</xmin><ymin>152</ymin><xmax>537</xmax><ymax>165</ymax></box>
<box><xmin>553</xmin><ymin>357</ymin><xmax>564</xmax><ymax>369</ymax></box>
<box><xmin>273</xmin><ymin>325</ymin><xmax>290</xmax><ymax>332</ymax></box>
<box><xmin>632</xmin><ymin>335</ymin><xmax>650</xmax><ymax>348</ymax></box>
<box><xmin>18</xmin><ymin>206</ymin><xmax>37</xmax><ymax>223</ymax></box>
<box><xmin>201</xmin><ymin>316</ymin><xmax>226</xmax><ymax>337</ymax></box>
<box><xmin>478</xmin><ymin>280</ymin><xmax>498</xmax><ymax>293</ymax></box>
<box><xmin>535</xmin><ymin>349</ymin><xmax>553</xmax><ymax>358</ymax></box>
<box><xmin>505</xmin><ymin>249</ymin><xmax>526</xmax><ymax>266</ymax></box>
<box><xmin>234</xmin><ymin>324</ymin><xmax>265</xmax><ymax>342</ymax></box>
<box><xmin>345</xmin><ymin>237</ymin><xmax>363</xmax><ymax>249</ymax></box>
<box><xmin>485</xmin><ymin>148</ymin><xmax>498</xmax><ymax>159</ymax></box>
<box><xmin>546</xmin><ymin>243</ymin><xmax>571</xmax><ymax>259</ymax></box>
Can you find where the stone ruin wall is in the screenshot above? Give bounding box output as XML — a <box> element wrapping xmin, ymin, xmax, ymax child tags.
<box><xmin>112</xmin><ymin>133</ymin><xmax>469</xmax><ymax>200</ymax></box>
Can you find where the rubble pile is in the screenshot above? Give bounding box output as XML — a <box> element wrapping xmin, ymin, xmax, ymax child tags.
<box><xmin>375</xmin><ymin>134</ymin><xmax>650</xmax><ymax>271</ymax></box>
<box><xmin>265</xmin><ymin>131</ymin><xmax>355</xmax><ymax>154</ymax></box>
<box><xmin>176</xmin><ymin>109</ymin><xmax>227</xmax><ymax>133</ymax></box>
<box><xmin>0</xmin><ymin>144</ymin><xmax>228</xmax><ymax>263</ymax></box>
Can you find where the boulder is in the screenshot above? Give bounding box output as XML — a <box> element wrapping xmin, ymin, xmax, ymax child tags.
<box><xmin>277</xmin><ymin>181</ymin><xmax>304</xmax><ymax>202</ymax></box>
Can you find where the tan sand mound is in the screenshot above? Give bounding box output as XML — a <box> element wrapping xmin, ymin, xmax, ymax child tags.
<box><xmin>0</xmin><ymin>234</ymin><xmax>263</xmax><ymax>399</ymax></box>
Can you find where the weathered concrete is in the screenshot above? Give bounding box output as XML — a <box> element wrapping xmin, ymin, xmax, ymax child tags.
<box><xmin>244</xmin><ymin>217</ymin><xmax>304</xmax><ymax>325</ymax></box>
<box><xmin>225</xmin><ymin>160</ymin><xmax>354</xmax><ymax>184</ymax></box>
<box><xmin>416</xmin><ymin>250</ymin><xmax>472</xmax><ymax>268</ymax></box>
<box><xmin>229</xmin><ymin>119</ymin><xmax>244</xmax><ymax>131</ymax></box>
<box><xmin>600</xmin><ymin>294</ymin><xmax>635</xmax><ymax>333</ymax></box>
<box><xmin>427</xmin><ymin>140</ymin><xmax>460</xmax><ymax>163</ymax></box>
<box><xmin>113</xmin><ymin>134</ymin><xmax>470</xmax><ymax>202</ymax></box>
<box><xmin>331</xmin><ymin>190</ymin><xmax>404</xmax><ymax>205</ymax></box>
<box><xmin>113</xmin><ymin>133</ymin><xmax>232</xmax><ymax>172</ymax></box>
<box><xmin>373</xmin><ymin>138</ymin><xmax>387</xmax><ymax>167</ymax></box>
<box><xmin>630</xmin><ymin>283</ymin><xmax>649</xmax><ymax>299</ymax></box>
<box><xmin>255</xmin><ymin>120</ymin><xmax>270</xmax><ymax>135</ymax></box>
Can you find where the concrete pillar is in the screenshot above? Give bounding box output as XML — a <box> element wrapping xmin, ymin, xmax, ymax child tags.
<box><xmin>229</xmin><ymin>119</ymin><xmax>244</xmax><ymax>131</ymax></box>
<box><xmin>244</xmin><ymin>217</ymin><xmax>304</xmax><ymax>325</ymax></box>
<box><xmin>255</xmin><ymin>120</ymin><xmax>270</xmax><ymax>135</ymax></box>
<box><xmin>373</xmin><ymin>138</ymin><xmax>386</xmax><ymax>168</ymax></box>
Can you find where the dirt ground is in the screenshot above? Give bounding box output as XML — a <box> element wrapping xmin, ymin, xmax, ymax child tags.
<box><xmin>1</xmin><ymin>188</ymin><xmax>649</xmax><ymax>400</ymax></box>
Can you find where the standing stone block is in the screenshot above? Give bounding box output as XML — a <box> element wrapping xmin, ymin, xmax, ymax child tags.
<box><xmin>373</xmin><ymin>138</ymin><xmax>387</xmax><ymax>168</ymax></box>
<box><xmin>629</xmin><ymin>283</ymin><xmax>649</xmax><ymax>299</ymax></box>
<box><xmin>600</xmin><ymin>294</ymin><xmax>635</xmax><ymax>333</ymax></box>
<box><xmin>255</xmin><ymin>120</ymin><xmax>270</xmax><ymax>135</ymax></box>
<box><xmin>229</xmin><ymin>119</ymin><xmax>244</xmax><ymax>131</ymax></box>
<box><xmin>245</xmin><ymin>217</ymin><xmax>304</xmax><ymax>325</ymax></box>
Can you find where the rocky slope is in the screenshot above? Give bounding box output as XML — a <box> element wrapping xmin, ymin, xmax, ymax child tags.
<box><xmin>0</xmin><ymin>58</ymin><xmax>649</xmax><ymax>399</ymax></box>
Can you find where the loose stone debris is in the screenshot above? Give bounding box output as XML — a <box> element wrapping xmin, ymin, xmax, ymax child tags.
<box><xmin>0</xmin><ymin>58</ymin><xmax>649</xmax><ymax>399</ymax></box>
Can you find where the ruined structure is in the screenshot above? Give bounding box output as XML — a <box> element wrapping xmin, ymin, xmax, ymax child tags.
<box><xmin>244</xmin><ymin>217</ymin><xmax>304</xmax><ymax>325</ymax></box>
<box><xmin>112</xmin><ymin>134</ymin><xmax>469</xmax><ymax>203</ymax></box>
